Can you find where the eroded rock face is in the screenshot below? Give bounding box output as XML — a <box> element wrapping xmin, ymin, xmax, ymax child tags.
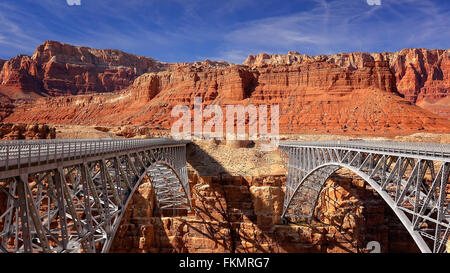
<box><xmin>315</xmin><ymin>171</ymin><xmax>420</xmax><ymax>253</ymax></box>
<box><xmin>0</xmin><ymin>41</ymin><xmax>233</xmax><ymax>100</ymax></box>
<box><xmin>0</xmin><ymin>123</ymin><xmax>56</xmax><ymax>140</ymax></box>
<box><xmin>0</xmin><ymin>55</ymin><xmax>43</xmax><ymax>99</ymax></box>
<box><xmin>245</xmin><ymin>49</ymin><xmax>450</xmax><ymax>118</ymax></box>
<box><xmin>2</xmin><ymin>42</ymin><xmax>449</xmax><ymax>135</ymax></box>
<box><xmin>0</xmin><ymin>41</ymin><xmax>171</xmax><ymax>98</ymax></box>
<box><xmin>5</xmin><ymin>59</ymin><xmax>450</xmax><ymax>136</ymax></box>
<box><xmin>110</xmin><ymin>170</ymin><xmax>419</xmax><ymax>253</ymax></box>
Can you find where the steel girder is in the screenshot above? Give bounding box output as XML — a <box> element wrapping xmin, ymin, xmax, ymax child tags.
<box><xmin>0</xmin><ymin>139</ymin><xmax>191</xmax><ymax>253</ymax></box>
<box><xmin>280</xmin><ymin>141</ymin><xmax>450</xmax><ymax>253</ymax></box>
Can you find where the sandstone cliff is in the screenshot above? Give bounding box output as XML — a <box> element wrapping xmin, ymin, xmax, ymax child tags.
<box><xmin>0</xmin><ymin>41</ymin><xmax>234</xmax><ymax>100</ymax></box>
<box><xmin>1</xmin><ymin>42</ymin><xmax>449</xmax><ymax>136</ymax></box>
<box><xmin>4</xmin><ymin>59</ymin><xmax>450</xmax><ymax>136</ymax></box>
<box><xmin>244</xmin><ymin>49</ymin><xmax>450</xmax><ymax>118</ymax></box>
<box><xmin>0</xmin><ymin>41</ymin><xmax>172</xmax><ymax>98</ymax></box>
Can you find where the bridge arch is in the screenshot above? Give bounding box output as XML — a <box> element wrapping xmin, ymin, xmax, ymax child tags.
<box><xmin>0</xmin><ymin>139</ymin><xmax>191</xmax><ymax>253</ymax></box>
<box><xmin>104</xmin><ymin>160</ymin><xmax>191</xmax><ymax>253</ymax></box>
<box><xmin>282</xmin><ymin>162</ymin><xmax>430</xmax><ymax>253</ymax></box>
<box><xmin>280</xmin><ymin>141</ymin><xmax>450</xmax><ymax>253</ymax></box>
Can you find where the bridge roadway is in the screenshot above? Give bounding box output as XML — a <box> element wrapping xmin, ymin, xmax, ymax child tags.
<box><xmin>279</xmin><ymin>140</ymin><xmax>450</xmax><ymax>253</ymax></box>
<box><xmin>0</xmin><ymin>138</ymin><xmax>190</xmax><ymax>253</ymax></box>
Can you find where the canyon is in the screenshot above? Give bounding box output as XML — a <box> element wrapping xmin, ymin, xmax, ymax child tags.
<box><xmin>0</xmin><ymin>41</ymin><xmax>449</xmax><ymax>139</ymax></box>
<box><xmin>0</xmin><ymin>42</ymin><xmax>448</xmax><ymax>253</ymax></box>
<box><xmin>109</xmin><ymin>141</ymin><xmax>420</xmax><ymax>253</ymax></box>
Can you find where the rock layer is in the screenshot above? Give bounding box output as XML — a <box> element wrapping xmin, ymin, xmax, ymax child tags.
<box><xmin>1</xmin><ymin>42</ymin><xmax>449</xmax><ymax>135</ymax></box>
<box><xmin>0</xmin><ymin>41</ymin><xmax>170</xmax><ymax>98</ymax></box>
<box><xmin>110</xmin><ymin>169</ymin><xmax>419</xmax><ymax>253</ymax></box>
<box><xmin>0</xmin><ymin>41</ymin><xmax>232</xmax><ymax>99</ymax></box>
<box><xmin>5</xmin><ymin>59</ymin><xmax>450</xmax><ymax>136</ymax></box>
<box><xmin>244</xmin><ymin>49</ymin><xmax>450</xmax><ymax>118</ymax></box>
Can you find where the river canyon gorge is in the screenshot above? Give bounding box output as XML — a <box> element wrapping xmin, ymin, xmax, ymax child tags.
<box><xmin>0</xmin><ymin>41</ymin><xmax>449</xmax><ymax>253</ymax></box>
<box><xmin>108</xmin><ymin>140</ymin><xmax>421</xmax><ymax>253</ymax></box>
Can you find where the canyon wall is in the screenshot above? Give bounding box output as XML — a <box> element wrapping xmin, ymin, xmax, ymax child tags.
<box><xmin>244</xmin><ymin>49</ymin><xmax>450</xmax><ymax>118</ymax></box>
<box><xmin>0</xmin><ymin>41</ymin><xmax>231</xmax><ymax>100</ymax></box>
<box><xmin>1</xmin><ymin>42</ymin><xmax>449</xmax><ymax>136</ymax></box>
<box><xmin>110</xmin><ymin>147</ymin><xmax>419</xmax><ymax>253</ymax></box>
<box><xmin>5</xmin><ymin>58</ymin><xmax>450</xmax><ymax>137</ymax></box>
<box><xmin>0</xmin><ymin>41</ymin><xmax>170</xmax><ymax>98</ymax></box>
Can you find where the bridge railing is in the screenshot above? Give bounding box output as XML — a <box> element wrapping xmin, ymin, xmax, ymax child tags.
<box><xmin>279</xmin><ymin>140</ymin><xmax>450</xmax><ymax>160</ymax></box>
<box><xmin>0</xmin><ymin>138</ymin><xmax>189</xmax><ymax>170</ymax></box>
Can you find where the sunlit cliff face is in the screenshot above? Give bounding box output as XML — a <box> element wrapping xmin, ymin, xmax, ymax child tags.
<box><xmin>1</xmin><ymin>42</ymin><xmax>449</xmax><ymax>138</ymax></box>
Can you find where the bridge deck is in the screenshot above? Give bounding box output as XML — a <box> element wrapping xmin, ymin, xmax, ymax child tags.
<box><xmin>0</xmin><ymin>138</ymin><xmax>190</xmax><ymax>170</ymax></box>
<box><xmin>279</xmin><ymin>140</ymin><xmax>450</xmax><ymax>162</ymax></box>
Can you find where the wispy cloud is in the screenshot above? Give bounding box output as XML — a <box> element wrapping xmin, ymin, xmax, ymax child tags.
<box><xmin>0</xmin><ymin>2</ymin><xmax>43</xmax><ymax>55</ymax></box>
<box><xmin>0</xmin><ymin>0</ymin><xmax>448</xmax><ymax>63</ymax></box>
<box><xmin>215</xmin><ymin>0</ymin><xmax>450</xmax><ymax>62</ymax></box>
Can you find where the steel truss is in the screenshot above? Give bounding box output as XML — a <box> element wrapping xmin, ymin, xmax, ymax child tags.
<box><xmin>0</xmin><ymin>138</ymin><xmax>191</xmax><ymax>253</ymax></box>
<box><xmin>280</xmin><ymin>141</ymin><xmax>450</xmax><ymax>253</ymax></box>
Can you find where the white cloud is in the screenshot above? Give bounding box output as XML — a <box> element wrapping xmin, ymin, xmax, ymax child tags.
<box><xmin>212</xmin><ymin>0</ymin><xmax>450</xmax><ymax>62</ymax></box>
<box><xmin>0</xmin><ymin>0</ymin><xmax>448</xmax><ymax>63</ymax></box>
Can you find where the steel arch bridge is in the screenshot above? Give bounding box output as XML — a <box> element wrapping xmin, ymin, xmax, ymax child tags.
<box><xmin>279</xmin><ymin>141</ymin><xmax>450</xmax><ymax>253</ymax></box>
<box><xmin>0</xmin><ymin>138</ymin><xmax>191</xmax><ymax>253</ymax></box>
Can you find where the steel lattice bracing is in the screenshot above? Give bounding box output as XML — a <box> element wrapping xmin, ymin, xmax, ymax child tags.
<box><xmin>0</xmin><ymin>138</ymin><xmax>191</xmax><ymax>253</ymax></box>
<box><xmin>280</xmin><ymin>141</ymin><xmax>450</xmax><ymax>253</ymax></box>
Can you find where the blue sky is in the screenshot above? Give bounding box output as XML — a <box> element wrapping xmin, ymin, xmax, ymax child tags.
<box><xmin>0</xmin><ymin>0</ymin><xmax>449</xmax><ymax>63</ymax></box>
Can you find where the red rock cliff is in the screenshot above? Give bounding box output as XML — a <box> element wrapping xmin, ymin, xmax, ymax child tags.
<box><xmin>244</xmin><ymin>49</ymin><xmax>450</xmax><ymax>118</ymax></box>
<box><xmin>5</xmin><ymin>59</ymin><xmax>450</xmax><ymax>136</ymax></box>
<box><xmin>1</xmin><ymin>42</ymin><xmax>448</xmax><ymax>121</ymax></box>
<box><xmin>0</xmin><ymin>41</ymin><xmax>171</xmax><ymax>98</ymax></box>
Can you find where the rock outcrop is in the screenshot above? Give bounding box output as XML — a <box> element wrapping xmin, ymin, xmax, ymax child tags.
<box><xmin>0</xmin><ymin>41</ymin><xmax>233</xmax><ymax>99</ymax></box>
<box><xmin>1</xmin><ymin>42</ymin><xmax>449</xmax><ymax>135</ymax></box>
<box><xmin>0</xmin><ymin>95</ymin><xmax>15</xmax><ymax>121</ymax></box>
<box><xmin>5</xmin><ymin>59</ymin><xmax>450</xmax><ymax>137</ymax></box>
<box><xmin>0</xmin><ymin>123</ymin><xmax>56</xmax><ymax>140</ymax></box>
<box><xmin>244</xmin><ymin>49</ymin><xmax>450</xmax><ymax>118</ymax></box>
<box><xmin>110</xmin><ymin>169</ymin><xmax>419</xmax><ymax>253</ymax></box>
<box><xmin>0</xmin><ymin>41</ymin><xmax>171</xmax><ymax>98</ymax></box>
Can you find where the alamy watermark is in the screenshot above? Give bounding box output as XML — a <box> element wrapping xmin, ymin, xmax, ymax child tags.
<box><xmin>66</xmin><ymin>0</ymin><xmax>81</xmax><ymax>6</ymax></box>
<box><xmin>366</xmin><ymin>241</ymin><xmax>381</xmax><ymax>253</ymax></box>
<box><xmin>366</xmin><ymin>0</ymin><xmax>381</xmax><ymax>6</ymax></box>
<box><xmin>171</xmin><ymin>97</ymin><xmax>279</xmax><ymax>151</ymax></box>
